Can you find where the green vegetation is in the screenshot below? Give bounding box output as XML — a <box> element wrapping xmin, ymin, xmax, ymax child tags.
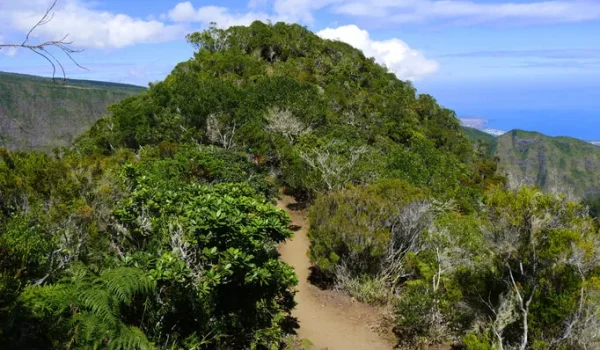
<box><xmin>75</xmin><ymin>22</ymin><xmax>496</xmax><ymax>209</ymax></box>
<box><xmin>462</xmin><ymin>126</ymin><xmax>496</xmax><ymax>145</ymax></box>
<box><xmin>310</xmin><ymin>185</ymin><xmax>600</xmax><ymax>349</ymax></box>
<box><xmin>494</xmin><ymin>130</ymin><xmax>600</xmax><ymax>200</ymax></box>
<box><xmin>0</xmin><ymin>71</ymin><xmax>144</xmax><ymax>151</ymax></box>
<box><xmin>1</xmin><ymin>21</ymin><xmax>599</xmax><ymax>350</ymax></box>
<box><xmin>0</xmin><ymin>145</ymin><xmax>295</xmax><ymax>349</ymax></box>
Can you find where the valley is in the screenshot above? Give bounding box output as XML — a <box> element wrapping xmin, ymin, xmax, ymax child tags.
<box><xmin>0</xmin><ymin>71</ymin><xmax>144</xmax><ymax>151</ymax></box>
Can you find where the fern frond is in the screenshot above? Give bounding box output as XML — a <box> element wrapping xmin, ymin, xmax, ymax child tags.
<box><xmin>107</xmin><ymin>325</ymin><xmax>156</xmax><ymax>350</ymax></box>
<box><xmin>100</xmin><ymin>267</ymin><xmax>156</xmax><ymax>305</ymax></box>
<box><xmin>78</xmin><ymin>287</ymin><xmax>119</xmax><ymax>324</ymax></box>
<box><xmin>71</xmin><ymin>310</ymin><xmax>115</xmax><ymax>350</ymax></box>
<box><xmin>19</xmin><ymin>283</ymin><xmax>76</xmax><ymax>317</ymax></box>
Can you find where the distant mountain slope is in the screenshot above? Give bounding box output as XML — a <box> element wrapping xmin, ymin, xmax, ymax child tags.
<box><xmin>463</xmin><ymin>127</ymin><xmax>600</xmax><ymax>199</ymax></box>
<box><xmin>462</xmin><ymin>126</ymin><xmax>496</xmax><ymax>145</ymax></box>
<box><xmin>0</xmin><ymin>71</ymin><xmax>144</xmax><ymax>151</ymax></box>
<box><xmin>495</xmin><ymin>130</ymin><xmax>600</xmax><ymax>199</ymax></box>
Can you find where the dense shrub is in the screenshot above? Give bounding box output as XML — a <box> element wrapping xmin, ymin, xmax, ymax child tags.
<box><xmin>308</xmin><ymin>179</ymin><xmax>431</xmax><ymax>291</ymax></box>
<box><xmin>309</xmin><ymin>181</ymin><xmax>600</xmax><ymax>349</ymax></box>
<box><xmin>0</xmin><ymin>144</ymin><xmax>296</xmax><ymax>349</ymax></box>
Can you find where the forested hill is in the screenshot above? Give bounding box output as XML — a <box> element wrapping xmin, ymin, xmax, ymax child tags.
<box><xmin>0</xmin><ymin>71</ymin><xmax>144</xmax><ymax>151</ymax></box>
<box><xmin>77</xmin><ymin>22</ymin><xmax>502</xmax><ymax>207</ymax></box>
<box><xmin>464</xmin><ymin>126</ymin><xmax>600</xmax><ymax>200</ymax></box>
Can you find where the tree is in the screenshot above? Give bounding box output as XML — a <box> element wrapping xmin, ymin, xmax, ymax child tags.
<box><xmin>300</xmin><ymin>140</ymin><xmax>369</xmax><ymax>191</ymax></box>
<box><xmin>205</xmin><ymin>113</ymin><xmax>238</xmax><ymax>150</ymax></box>
<box><xmin>0</xmin><ymin>0</ymin><xmax>85</xmax><ymax>81</ymax></box>
<box><xmin>264</xmin><ymin>107</ymin><xmax>312</xmax><ymax>143</ymax></box>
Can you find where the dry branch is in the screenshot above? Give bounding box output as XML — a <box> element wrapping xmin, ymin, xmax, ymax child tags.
<box><xmin>0</xmin><ymin>0</ymin><xmax>86</xmax><ymax>81</ymax></box>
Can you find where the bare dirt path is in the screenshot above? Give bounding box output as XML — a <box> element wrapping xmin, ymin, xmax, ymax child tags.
<box><xmin>277</xmin><ymin>195</ymin><xmax>396</xmax><ymax>350</ymax></box>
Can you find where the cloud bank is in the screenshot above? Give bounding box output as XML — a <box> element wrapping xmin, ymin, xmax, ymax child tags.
<box><xmin>164</xmin><ymin>0</ymin><xmax>600</xmax><ymax>28</ymax></box>
<box><xmin>166</xmin><ymin>2</ymin><xmax>272</xmax><ymax>28</ymax></box>
<box><xmin>1</xmin><ymin>0</ymin><xmax>184</xmax><ymax>49</ymax></box>
<box><xmin>4</xmin><ymin>0</ymin><xmax>600</xmax><ymax>82</ymax></box>
<box><xmin>317</xmin><ymin>25</ymin><xmax>439</xmax><ymax>81</ymax></box>
<box><xmin>3</xmin><ymin>0</ymin><xmax>600</xmax><ymax>53</ymax></box>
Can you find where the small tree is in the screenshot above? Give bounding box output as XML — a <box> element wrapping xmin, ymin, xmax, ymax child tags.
<box><xmin>205</xmin><ymin>114</ymin><xmax>237</xmax><ymax>150</ymax></box>
<box><xmin>482</xmin><ymin>188</ymin><xmax>600</xmax><ymax>350</ymax></box>
<box><xmin>264</xmin><ymin>107</ymin><xmax>311</xmax><ymax>143</ymax></box>
<box><xmin>299</xmin><ymin>140</ymin><xmax>368</xmax><ymax>191</ymax></box>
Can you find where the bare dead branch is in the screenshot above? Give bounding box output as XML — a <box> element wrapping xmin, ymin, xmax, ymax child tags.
<box><xmin>0</xmin><ymin>0</ymin><xmax>87</xmax><ymax>82</ymax></box>
<box><xmin>22</xmin><ymin>0</ymin><xmax>57</xmax><ymax>46</ymax></box>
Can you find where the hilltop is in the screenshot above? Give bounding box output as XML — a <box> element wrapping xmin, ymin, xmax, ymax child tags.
<box><xmin>495</xmin><ymin>129</ymin><xmax>600</xmax><ymax>199</ymax></box>
<box><xmin>0</xmin><ymin>71</ymin><xmax>144</xmax><ymax>151</ymax></box>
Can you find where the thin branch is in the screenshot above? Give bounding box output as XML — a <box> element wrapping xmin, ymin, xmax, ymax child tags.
<box><xmin>0</xmin><ymin>0</ymin><xmax>87</xmax><ymax>82</ymax></box>
<box><xmin>22</xmin><ymin>0</ymin><xmax>57</xmax><ymax>46</ymax></box>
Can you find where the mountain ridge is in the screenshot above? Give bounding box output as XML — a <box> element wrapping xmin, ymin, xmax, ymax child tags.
<box><xmin>463</xmin><ymin>126</ymin><xmax>600</xmax><ymax>199</ymax></box>
<box><xmin>0</xmin><ymin>71</ymin><xmax>145</xmax><ymax>91</ymax></box>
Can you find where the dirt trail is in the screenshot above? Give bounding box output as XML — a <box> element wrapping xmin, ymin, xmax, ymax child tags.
<box><xmin>277</xmin><ymin>195</ymin><xmax>396</xmax><ymax>350</ymax></box>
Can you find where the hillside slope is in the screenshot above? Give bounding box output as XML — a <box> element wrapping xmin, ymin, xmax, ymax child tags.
<box><xmin>0</xmin><ymin>72</ymin><xmax>144</xmax><ymax>151</ymax></box>
<box><xmin>462</xmin><ymin>126</ymin><xmax>496</xmax><ymax>145</ymax></box>
<box><xmin>463</xmin><ymin>127</ymin><xmax>600</xmax><ymax>199</ymax></box>
<box><xmin>1</xmin><ymin>22</ymin><xmax>598</xmax><ymax>350</ymax></box>
<box><xmin>494</xmin><ymin>130</ymin><xmax>600</xmax><ymax>199</ymax></box>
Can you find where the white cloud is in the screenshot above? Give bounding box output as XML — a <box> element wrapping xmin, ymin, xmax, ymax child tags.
<box><xmin>164</xmin><ymin>3</ymin><xmax>439</xmax><ymax>80</ymax></box>
<box><xmin>166</xmin><ymin>0</ymin><xmax>339</xmax><ymax>26</ymax></box>
<box><xmin>164</xmin><ymin>0</ymin><xmax>600</xmax><ymax>27</ymax></box>
<box><xmin>317</xmin><ymin>25</ymin><xmax>439</xmax><ymax>81</ymax></box>
<box><xmin>2</xmin><ymin>0</ymin><xmax>185</xmax><ymax>49</ymax></box>
<box><xmin>332</xmin><ymin>0</ymin><xmax>600</xmax><ymax>24</ymax></box>
<box><xmin>167</xmin><ymin>1</ymin><xmax>272</xmax><ymax>27</ymax></box>
<box><xmin>0</xmin><ymin>35</ymin><xmax>18</xmax><ymax>56</ymax></box>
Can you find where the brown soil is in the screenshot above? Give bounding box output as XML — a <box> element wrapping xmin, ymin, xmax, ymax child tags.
<box><xmin>277</xmin><ymin>195</ymin><xmax>396</xmax><ymax>350</ymax></box>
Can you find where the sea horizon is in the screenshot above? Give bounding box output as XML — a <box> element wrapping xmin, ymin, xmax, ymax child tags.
<box><xmin>459</xmin><ymin>108</ymin><xmax>600</xmax><ymax>142</ymax></box>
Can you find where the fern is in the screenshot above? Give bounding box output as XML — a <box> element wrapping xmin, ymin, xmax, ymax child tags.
<box><xmin>101</xmin><ymin>268</ymin><xmax>155</xmax><ymax>305</ymax></box>
<box><xmin>108</xmin><ymin>325</ymin><xmax>155</xmax><ymax>350</ymax></box>
<box><xmin>20</xmin><ymin>283</ymin><xmax>75</xmax><ymax>317</ymax></box>
<box><xmin>78</xmin><ymin>287</ymin><xmax>118</xmax><ymax>324</ymax></box>
<box><xmin>20</xmin><ymin>266</ymin><xmax>156</xmax><ymax>350</ymax></box>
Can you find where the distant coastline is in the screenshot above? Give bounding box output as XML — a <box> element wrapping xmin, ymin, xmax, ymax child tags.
<box><xmin>460</xmin><ymin>118</ymin><xmax>600</xmax><ymax>146</ymax></box>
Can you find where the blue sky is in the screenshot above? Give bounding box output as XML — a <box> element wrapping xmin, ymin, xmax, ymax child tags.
<box><xmin>1</xmin><ymin>0</ymin><xmax>600</xmax><ymax>138</ymax></box>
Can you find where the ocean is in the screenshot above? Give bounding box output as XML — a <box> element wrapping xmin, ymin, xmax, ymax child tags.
<box><xmin>459</xmin><ymin>109</ymin><xmax>600</xmax><ymax>142</ymax></box>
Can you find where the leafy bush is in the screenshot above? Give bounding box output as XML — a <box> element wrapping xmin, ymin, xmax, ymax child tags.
<box><xmin>309</xmin><ymin>179</ymin><xmax>600</xmax><ymax>348</ymax></box>
<box><xmin>0</xmin><ymin>143</ymin><xmax>297</xmax><ymax>349</ymax></box>
<box><xmin>308</xmin><ymin>180</ymin><xmax>430</xmax><ymax>291</ymax></box>
<box><xmin>111</xmin><ymin>176</ymin><xmax>297</xmax><ymax>348</ymax></box>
